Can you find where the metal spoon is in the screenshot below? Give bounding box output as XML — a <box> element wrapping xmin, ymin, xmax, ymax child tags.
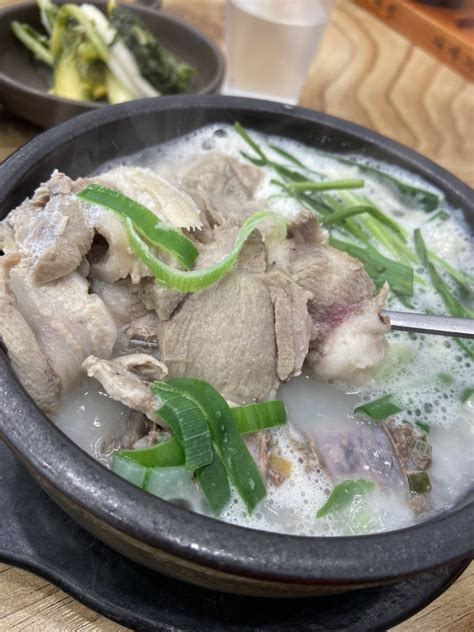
<box><xmin>382</xmin><ymin>311</ymin><xmax>474</xmax><ymax>339</ymax></box>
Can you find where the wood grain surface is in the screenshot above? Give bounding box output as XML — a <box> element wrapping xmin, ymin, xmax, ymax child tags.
<box><xmin>0</xmin><ymin>0</ymin><xmax>473</xmax><ymax>630</ymax></box>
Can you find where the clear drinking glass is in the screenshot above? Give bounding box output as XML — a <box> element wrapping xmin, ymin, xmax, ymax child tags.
<box><xmin>224</xmin><ymin>0</ymin><xmax>336</xmax><ymax>104</ymax></box>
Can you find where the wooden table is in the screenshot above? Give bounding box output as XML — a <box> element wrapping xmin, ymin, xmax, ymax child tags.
<box><xmin>0</xmin><ymin>0</ymin><xmax>472</xmax><ymax>629</ymax></box>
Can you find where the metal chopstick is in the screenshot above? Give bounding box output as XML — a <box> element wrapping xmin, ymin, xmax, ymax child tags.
<box><xmin>382</xmin><ymin>311</ymin><xmax>474</xmax><ymax>339</ymax></box>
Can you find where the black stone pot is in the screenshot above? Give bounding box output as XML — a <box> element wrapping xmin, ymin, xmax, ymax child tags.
<box><xmin>0</xmin><ymin>97</ymin><xmax>472</xmax><ymax>597</ymax></box>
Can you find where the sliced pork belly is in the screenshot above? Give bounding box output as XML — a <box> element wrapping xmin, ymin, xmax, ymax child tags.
<box><xmin>9</xmin><ymin>263</ymin><xmax>117</xmax><ymax>395</ymax></box>
<box><xmin>182</xmin><ymin>153</ymin><xmax>263</xmax><ymax>227</ymax></box>
<box><xmin>2</xmin><ymin>172</ymin><xmax>93</xmax><ymax>285</ymax></box>
<box><xmin>0</xmin><ymin>256</ymin><xmax>61</xmax><ymax>414</ymax></box>
<box><xmin>82</xmin><ymin>354</ymin><xmax>167</xmax><ymax>421</ymax></box>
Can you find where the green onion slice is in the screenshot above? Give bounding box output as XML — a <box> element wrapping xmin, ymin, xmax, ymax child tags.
<box><xmin>231</xmin><ymin>400</ymin><xmax>286</xmax><ymax>434</ymax></box>
<box><xmin>462</xmin><ymin>388</ymin><xmax>474</xmax><ymax>404</ymax></box>
<box><xmin>354</xmin><ymin>394</ymin><xmax>403</xmax><ymax>421</ymax></box>
<box><xmin>316</xmin><ymin>479</ymin><xmax>375</xmax><ymax>518</ymax></box>
<box><xmin>407</xmin><ymin>471</ymin><xmax>431</xmax><ymax>495</ymax></box>
<box><xmin>287</xmin><ymin>179</ymin><xmax>364</xmax><ymax>193</ymax></box>
<box><xmin>167</xmin><ymin>378</ymin><xmax>267</xmax><ymax>512</ymax></box>
<box><xmin>111</xmin><ymin>453</ymin><xmax>148</xmax><ymax>487</ymax></box>
<box><xmin>78</xmin><ymin>184</ymin><xmax>198</xmax><ymax>269</ymax></box>
<box><xmin>144</xmin><ymin>466</ymin><xmax>194</xmax><ymax>501</ymax></box>
<box><xmin>116</xmin><ymin>437</ymin><xmax>184</xmax><ymax>468</ymax></box>
<box><xmin>151</xmin><ymin>382</ymin><xmax>213</xmax><ymax>471</ymax></box>
<box><xmin>415</xmin><ymin>421</ymin><xmax>431</xmax><ymax>434</ymax></box>
<box><xmin>196</xmin><ymin>446</ymin><xmax>231</xmax><ymax>514</ymax></box>
<box><xmin>124</xmin><ymin>211</ymin><xmax>285</xmax><ymax>293</ymax></box>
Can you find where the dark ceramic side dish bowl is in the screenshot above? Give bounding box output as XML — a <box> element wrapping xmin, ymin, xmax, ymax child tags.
<box><xmin>0</xmin><ymin>1</ymin><xmax>225</xmax><ymax>128</ymax></box>
<box><xmin>0</xmin><ymin>97</ymin><xmax>472</xmax><ymax>597</ymax></box>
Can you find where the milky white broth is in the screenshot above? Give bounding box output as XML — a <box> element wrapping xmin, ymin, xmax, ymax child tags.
<box><xmin>54</xmin><ymin>124</ymin><xmax>474</xmax><ymax>536</ymax></box>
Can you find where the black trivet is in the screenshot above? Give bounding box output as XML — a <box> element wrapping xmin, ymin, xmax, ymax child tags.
<box><xmin>0</xmin><ymin>440</ymin><xmax>468</xmax><ymax>632</ymax></box>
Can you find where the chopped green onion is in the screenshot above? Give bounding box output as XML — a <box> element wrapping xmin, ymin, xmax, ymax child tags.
<box><xmin>437</xmin><ymin>372</ymin><xmax>454</xmax><ymax>387</ymax></box>
<box><xmin>111</xmin><ymin>453</ymin><xmax>147</xmax><ymax>487</ymax></box>
<box><xmin>316</xmin><ymin>479</ymin><xmax>375</xmax><ymax>518</ymax></box>
<box><xmin>427</xmin><ymin>210</ymin><xmax>449</xmax><ymax>223</ymax></box>
<box><xmin>78</xmin><ymin>184</ymin><xmax>198</xmax><ymax>269</ymax></box>
<box><xmin>151</xmin><ymin>382</ymin><xmax>213</xmax><ymax>471</ymax></box>
<box><xmin>167</xmin><ymin>378</ymin><xmax>266</xmax><ymax>512</ymax></box>
<box><xmin>196</xmin><ymin>446</ymin><xmax>231</xmax><ymax>514</ymax></box>
<box><xmin>124</xmin><ymin>211</ymin><xmax>285</xmax><ymax>292</ymax></box>
<box><xmin>354</xmin><ymin>394</ymin><xmax>403</xmax><ymax>421</ymax></box>
<box><xmin>407</xmin><ymin>471</ymin><xmax>431</xmax><ymax>495</ymax></box>
<box><xmin>330</xmin><ymin>237</ymin><xmax>413</xmax><ymax>296</ymax></box>
<box><xmin>322</xmin><ymin>204</ymin><xmax>406</xmax><ymax>241</ymax></box>
<box><xmin>144</xmin><ymin>466</ymin><xmax>194</xmax><ymax>501</ymax></box>
<box><xmin>287</xmin><ymin>179</ymin><xmax>364</xmax><ymax>193</ymax></box>
<box><xmin>415</xmin><ymin>421</ymin><xmax>431</xmax><ymax>434</ymax></box>
<box><xmin>230</xmin><ymin>400</ymin><xmax>286</xmax><ymax>433</ymax></box>
<box><xmin>116</xmin><ymin>437</ymin><xmax>184</xmax><ymax>468</ymax></box>
<box><xmin>334</xmin><ymin>156</ymin><xmax>440</xmax><ymax>212</ymax></box>
<box><xmin>461</xmin><ymin>388</ymin><xmax>474</xmax><ymax>404</ymax></box>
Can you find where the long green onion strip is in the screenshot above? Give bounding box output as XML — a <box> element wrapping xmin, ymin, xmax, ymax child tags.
<box><xmin>167</xmin><ymin>378</ymin><xmax>267</xmax><ymax>512</ymax></box>
<box><xmin>231</xmin><ymin>400</ymin><xmax>286</xmax><ymax>434</ymax></box>
<box><xmin>414</xmin><ymin>229</ymin><xmax>474</xmax><ymax>320</ymax></box>
<box><xmin>286</xmin><ymin>179</ymin><xmax>365</xmax><ymax>193</ymax></box>
<box><xmin>428</xmin><ymin>251</ymin><xmax>474</xmax><ymax>292</ymax></box>
<box><xmin>316</xmin><ymin>479</ymin><xmax>375</xmax><ymax>518</ymax></box>
<box><xmin>414</xmin><ymin>229</ymin><xmax>474</xmax><ymax>359</ymax></box>
<box><xmin>332</xmin><ymin>155</ymin><xmax>440</xmax><ymax>213</ymax></box>
<box><xmin>354</xmin><ymin>394</ymin><xmax>403</xmax><ymax>421</ymax></box>
<box><xmin>321</xmin><ymin>203</ymin><xmax>407</xmax><ymax>241</ymax></box>
<box><xmin>78</xmin><ymin>184</ymin><xmax>198</xmax><ymax>269</ymax></box>
<box><xmin>124</xmin><ymin>211</ymin><xmax>286</xmax><ymax>292</ymax></box>
<box><xmin>330</xmin><ymin>237</ymin><xmax>413</xmax><ymax>296</ymax></box>
<box><xmin>151</xmin><ymin>382</ymin><xmax>213</xmax><ymax>471</ymax></box>
<box><xmin>269</xmin><ymin>143</ymin><xmax>322</xmax><ymax>174</ymax></box>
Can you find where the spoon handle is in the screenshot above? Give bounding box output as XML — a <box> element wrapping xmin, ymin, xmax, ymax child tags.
<box><xmin>382</xmin><ymin>310</ymin><xmax>474</xmax><ymax>339</ymax></box>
